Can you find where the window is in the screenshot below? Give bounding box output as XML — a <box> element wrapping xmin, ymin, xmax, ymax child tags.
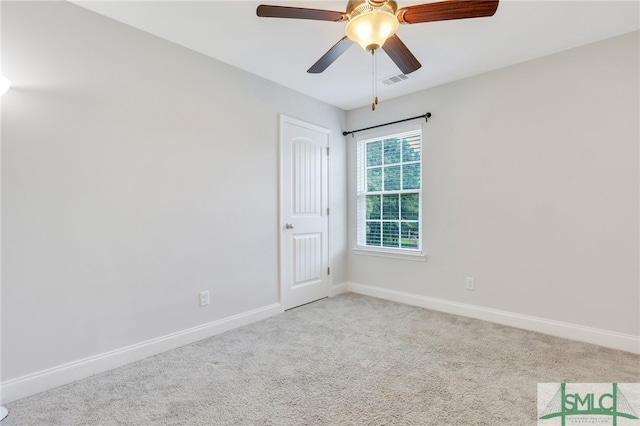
<box><xmin>356</xmin><ymin>128</ymin><xmax>423</xmax><ymax>258</ymax></box>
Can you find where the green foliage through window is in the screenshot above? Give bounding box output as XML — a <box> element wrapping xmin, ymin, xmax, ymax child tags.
<box><xmin>359</xmin><ymin>130</ymin><xmax>422</xmax><ymax>251</ymax></box>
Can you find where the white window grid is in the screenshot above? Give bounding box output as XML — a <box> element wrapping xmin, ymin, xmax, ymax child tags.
<box><xmin>356</xmin><ymin>129</ymin><xmax>422</xmax><ymax>252</ymax></box>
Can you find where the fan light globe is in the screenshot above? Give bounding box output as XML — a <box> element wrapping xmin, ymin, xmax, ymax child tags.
<box><xmin>345</xmin><ymin>10</ymin><xmax>399</xmax><ymax>51</ymax></box>
<box><xmin>0</xmin><ymin>75</ymin><xmax>10</xmax><ymax>96</ymax></box>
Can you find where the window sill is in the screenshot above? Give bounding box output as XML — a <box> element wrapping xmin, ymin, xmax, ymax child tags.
<box><xmin>352</xmin><ymin>247</ymin><xmax>427</xmax><ymax>262</ymax></box>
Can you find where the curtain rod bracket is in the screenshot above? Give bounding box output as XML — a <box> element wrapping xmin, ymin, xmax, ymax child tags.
<box><xmin>342</xmin><ymin>112</ymin><xmax>431</xmax><ymax>137</ymax></box>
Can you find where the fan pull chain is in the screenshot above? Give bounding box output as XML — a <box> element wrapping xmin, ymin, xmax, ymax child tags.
<box><xmin>371</xmin><ymin>49</ymin><xmax>379</xmax><ymax>111</ymax></box>
<box><xmin>371</xmin><ymin>50</ymin><xmax>375</xmax><ymax>111</ymax></box>
<box><xmin>375</xmin><ymin>49</ymin><xmax>379</xmax><ymax>107</ymax></box>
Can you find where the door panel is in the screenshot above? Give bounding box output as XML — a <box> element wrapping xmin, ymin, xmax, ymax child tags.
<box><xmin>294</xmin><ymin>233</ymin><xmax>322</xmax><ymax>284</ymax></box>
<box><xmin>294</xmin><ymin>140</ymin><xmax>322</xmax><ymax>215</ymax></box>
<box><xmin>281</xmin><ymin>117</ymin><xmax>329</xmax><ymax>310</ymax></box>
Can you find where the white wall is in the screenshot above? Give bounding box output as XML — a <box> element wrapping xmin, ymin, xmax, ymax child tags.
<box><xmin>346</xmin><ymin>31</ymin><xmax>639</xmax><ymax>342</ymax></box>
<box><xmin>1</xmin><ymin>1</ymin><xmax>347</xmax><ymax>401</ymax></box>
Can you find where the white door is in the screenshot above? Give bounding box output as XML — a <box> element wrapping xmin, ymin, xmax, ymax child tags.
<box><xmin>281</xmin><ymin>116</ymin><xmax>330</xmax><ymax>310</ymax></box>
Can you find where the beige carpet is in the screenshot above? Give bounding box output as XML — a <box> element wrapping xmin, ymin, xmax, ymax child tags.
<box><xmin>3</xmin><ymin>293</ymin><xmax>639</xmax><ymax>425</ymax></box>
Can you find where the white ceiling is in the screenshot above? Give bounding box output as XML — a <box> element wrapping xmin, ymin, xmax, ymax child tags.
<box><xmin>73</xmin><ymin>0</ymin><xmax>639</xmax><ymax>111</ymax></box>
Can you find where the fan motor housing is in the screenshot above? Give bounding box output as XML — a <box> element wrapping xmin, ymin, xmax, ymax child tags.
<box><xmin>346</xmin><ymin>0</ymin><xmax>398</xmax><ymax>18</ymax></box>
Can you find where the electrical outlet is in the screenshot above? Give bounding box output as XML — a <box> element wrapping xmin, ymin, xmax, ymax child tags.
<box><xmin>199</xmin><ymin>291</ymin><xmax>210</xmax><ymax>307</ymax></box>
<box><xmin>465</xmin><ymin>277</ymin><xmax>475</xmax><ymax>290</ymax></box>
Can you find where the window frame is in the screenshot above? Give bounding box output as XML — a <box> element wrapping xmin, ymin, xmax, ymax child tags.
<box><xmin>354</xmin><ymin>123</ymin><xmax>426</xmax><ymax>262</ymax></box>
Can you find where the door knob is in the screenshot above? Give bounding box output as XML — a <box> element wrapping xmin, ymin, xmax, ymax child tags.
<box><xmin>285</xmin><ymin>223</ymin><xmax>294</xmax><ymax>230</ymax></box>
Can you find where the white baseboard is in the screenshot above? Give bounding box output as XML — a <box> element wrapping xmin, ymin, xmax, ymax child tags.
<box><xmin>4</xmin><ymin>285</ymin><xmax>638</xmax><ymax>404</ymax></box>
<box><xmin>1</xmin><ymin>303</ymin><xmax>283</xmax><ymax>404</ymax></box>
<box><xmin>346</xmin><ymin>282</ymin><xmax>640</xmax><ymax>355</ymax></box>
<box><xmin>328</xmin><ymin>282</ymin><xmax>349</xmax><ymax>297</ymax></box>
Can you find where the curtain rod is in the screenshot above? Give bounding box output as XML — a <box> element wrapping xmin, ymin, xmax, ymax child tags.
<box><xmin>342</xmin><ymin>112</ymin><xmax>431</xmax><ymax>137</ymax></box>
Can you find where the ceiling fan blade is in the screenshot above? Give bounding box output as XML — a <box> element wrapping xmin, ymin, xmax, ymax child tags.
<box><xmin>382</xmin><ymin>35</ymin><xmax>422</xmax><ymax>74</ymax></box>
<box><xmin>257</xmin><ymin>5</ymin><xmax>346</xmax><ymax>21</ymax></box>
<box><xmin>397</xmin><ymin>0</ymin><xmax>499</xmax><ymax>24</ymax></box>
<box><xmin>308</xmin><ymin>36</ymin><xmax>354</xmax><ymax>74</ymax></box>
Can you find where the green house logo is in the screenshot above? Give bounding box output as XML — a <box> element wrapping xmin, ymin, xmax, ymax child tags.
<box><xmin>539</xmin><ymin>383</ymin><xmax>639</xmax><ymax>426</ymax></box>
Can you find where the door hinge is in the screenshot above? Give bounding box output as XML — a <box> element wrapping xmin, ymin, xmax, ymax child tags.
<box><xmin>326</xmin><ymin>147</ymin><xmax>330</xmax><ymax>155</ymax></box>
<box><xmin>327</xmin><ymin>207</ymin><xmax>330</xmax><ymax>215</ymax></box>
<box><xmin>327</xmin><ymin>267</ymin><xmax>331</xmax><ymax>275</ymax></box>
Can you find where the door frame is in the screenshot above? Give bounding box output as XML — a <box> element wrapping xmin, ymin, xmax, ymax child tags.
<box><xmin>278</xmin><ymin>114</ymin><xmax>332</xmax><ymax>309</ymax></box>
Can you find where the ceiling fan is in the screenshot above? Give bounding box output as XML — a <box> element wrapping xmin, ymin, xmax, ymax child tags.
<box><xmin>257</xmin><ymin>0</ymin><xmax>500</xmax><ymax>75</ymax></box>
